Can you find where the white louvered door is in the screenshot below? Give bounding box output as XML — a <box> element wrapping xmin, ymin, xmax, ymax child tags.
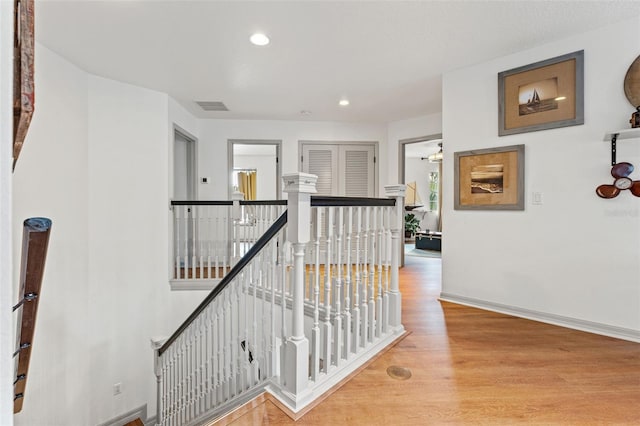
<box><xmin>302</xmin><ymin>145</ymin><xmax>339</xmax><ymax>195</ymax></box>
<box><xmin>339</xmin><ymin>145</ymin><xmax>375</xmax><ymax>197</ymax></box>
<box><xmin>301</xmin><ymin>143</ymin><xmax>376</xmax><ymax>197</ymax></box>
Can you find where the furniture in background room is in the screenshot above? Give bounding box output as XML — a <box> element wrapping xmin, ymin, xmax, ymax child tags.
<box><xmin>415</xmin><ymin>231</ymin><xmax>442</xmax><ymax>251</ymax></box>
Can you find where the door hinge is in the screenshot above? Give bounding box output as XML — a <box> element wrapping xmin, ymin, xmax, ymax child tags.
<box><xmin>374</xmin><ymin>156</ymin><xmax>377</xmax><ymax>164</ymax></box>
<box><xmin>301</xmin><ymin>155</ymin><xmax>303</xmax><ymax>163</ymax></box>
<box><xmin>276</xmin><ymin>157</ymin><xmax>279</xmax><ymax>164</ymax></box>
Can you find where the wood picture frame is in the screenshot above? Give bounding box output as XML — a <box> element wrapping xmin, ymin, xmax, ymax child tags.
<box><xmin>454</xmin><ymin>144</ymin><xmax>525</xmax><ymax>210</ymax></box>
<box><xmin>499</xmin><ymin>50</ymin><xmax>583</xmax><ymax>136</ymax></box>
<box><xmin>13</xmin><ymin>0</ymin><xmax>35</xmax><ymax>169</ymax></box>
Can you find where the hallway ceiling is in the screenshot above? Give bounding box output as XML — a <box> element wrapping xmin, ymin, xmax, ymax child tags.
<box><xmin>35</xmin><ymin>1</ymin><xmax>640</xmax><ymax>124</ymax></box>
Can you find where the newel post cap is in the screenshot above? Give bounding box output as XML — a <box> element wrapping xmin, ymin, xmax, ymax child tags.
<box><xmin>283</xmin><ymin>172</ymin><xmax>318</xmax><ymax>194</ymax></box>
<box><xmin>384</xmin><ymin>184</ymin><xmax>406</xmax><ymax>198</ymax></box>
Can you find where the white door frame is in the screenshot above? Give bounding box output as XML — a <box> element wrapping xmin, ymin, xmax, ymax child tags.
<box><xmin>173</xmin><ymin>124</ymin><xmax>198</xmax><ymax>200</ymax></box>
<box><xmin>397</xmin><ymin>133</ymin><xmax>442</xmax><ymax>184</ymax></box>
<box><xmin>228</xmin><ymin>139</ymin><xmax>282</xmax><ymax>200</ymax></box>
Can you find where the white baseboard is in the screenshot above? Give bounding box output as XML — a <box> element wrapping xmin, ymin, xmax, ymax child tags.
<box><xmin>96</xmin><ymin>404</ymin><xmax>147</xmax><ymax>426</ymax></box>
<box><xmin>439</xmin><ymin>293</ymin><xmax>640</xmax><ymax>343</ymax></box>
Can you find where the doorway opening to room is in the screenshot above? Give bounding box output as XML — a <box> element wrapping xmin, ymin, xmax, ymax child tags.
<box><xmin>399</xmin><ymin>134</ymin><xmax>443</xmax><ymax>266</ymax></box>
<box><xmin>228</xmin><ymin>140</ymin><xmax>282</xmax><ymax>200</ymax></box>
<box><xmin>173</xmin><ymin>126</ymin><xmax>197</xmax><ymax>200</ymax></box>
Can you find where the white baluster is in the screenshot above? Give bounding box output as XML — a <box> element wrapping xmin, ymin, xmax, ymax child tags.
<box><xmin>322</xmin><ymin>206</ymin><xmax>333</xmax><ymax>370</ymax></box>
<box><xmin>310</xmin><ymin>208</ymin><xmax>321</xmax><ymax>380</ymax></box>
<box><xmin>206</xmin><ymin>206</ymin><xmax>212</xmax><ymax>280</ymax></box>
<box><xmin>343</xmin><ymin>207</ymin><xmax>353</xmax><ymax>358</ymax></box>
<box><xmin>361</xmin><ymin>207</ymin><xmax>369</xmax><ymax>347</ymax></box>
<box><xmin>334</xmin><ymin>207</ymin><xmax>343</xmax><ymax>365</ymax></box>
<box><xmin>352</xmin><ymin>207</ymin><xmax>361</xmax><ymax>352</ymax></box>
<box><xmin>369</xmin><ymin>207</ymin><xmax>377</xmax><ymax>343</ymax></box>
<box><xmin>216</xmin><ymin>299</ymin><xmax>223</xmax><ymax>404</ymax></box>
<box><xmin>174</xmin><ymin>206</ymin><xmax>180</xmax><ymax>279</ymax></box>
<box><xmin>270</xmin><ymin>240</ymin><xmax>277</xmax><ymax>379</ymax></box>
<box><xmin>183</xmin><ymin>206</ymin><xmax>189</xmax><ymax>281</ymax></box>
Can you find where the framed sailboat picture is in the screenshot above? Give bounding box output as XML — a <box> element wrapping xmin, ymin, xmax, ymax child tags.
<box><xmin>498</xmin><ymin>50</ymin><xmax>584</xmax><ymax>136</ymax></box>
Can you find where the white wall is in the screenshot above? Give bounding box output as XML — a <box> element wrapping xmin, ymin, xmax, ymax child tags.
<box><xmin>12</xmin><ymin>46</ymin><xmax>207</xmax><ymax>425</ymax></box>
<box><xmin>86</xmin><ymin>75</ymin><xmax>168</xmax><ymax>423</ymax></box>
<box><xmin>387</xmin><ymin>113</ymin><xmax>442</xmax><ymax>184</ymax></box>
<box><xmin>198</xmin><ymin>120</ymin><xmax>388</xmax><ymax>199</ymax></box>
<box><xmin>441</xmin><ymin>17</ymin><xmax>640</xmax><ymax>340</ymax></box>
<box><xmin>13</xmin><ymin>44</ymin><xmax>92</xmax><ymax>425</ymax></box>
<box><xmin>0</xmin><ymin>2</ymin><xmax>14</xmax><ymax>424</ymax></box>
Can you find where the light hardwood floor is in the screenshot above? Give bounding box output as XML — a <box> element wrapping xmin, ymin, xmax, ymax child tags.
<box><xmin>226</xmin><ymin>255</ymin><xmax>640</xmax><ymax>425</ymax></box>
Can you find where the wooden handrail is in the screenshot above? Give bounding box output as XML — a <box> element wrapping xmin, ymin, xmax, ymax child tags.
<box><xmin>170</xmin><ymin>199</ymin><xmax>287</xmax><ymax>206</ymax></box>
<box><xmin>13</xmin><ymin>217</ymin><xmax>51</xmax><ymax>413</ymax></box>
<box><xmin>310</xmin><ymin>196</ymin><xmax>396</xmax><ymax>207</ymax></box>
<box><xmin>13</xmin><ymin>217</ymin><xmax>52</xmax><ymax>414</ymax></box>
<box><xmin>171</xmin><ymin>197</ymin><xmax>394</xmax><ymax>207</ymax></box>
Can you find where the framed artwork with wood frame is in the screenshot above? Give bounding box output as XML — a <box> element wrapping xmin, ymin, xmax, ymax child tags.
<box><xmin>498</xmin><ymin>50</ymin><xmax>584</xmax><ymax>136</ymax></box>
<box><xmin>13</xmin><ymin>0</ymin><xmax>35</xmax><ymax>170</ymax></box>
<box><xmin>454</xmin><ymin>144</ymin><xmax>525</xmax><ymax>210</ymax></box>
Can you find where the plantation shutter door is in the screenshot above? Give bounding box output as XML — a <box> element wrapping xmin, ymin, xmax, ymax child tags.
<box><xmin>339</xmin><ymin>145</ymin><xmax>375</xmax><ymax>197</ymax></box>
<box><xmin>301</xmin><ymin>144</ymin><xmax>339</xmax><ymax>196</ymax></box>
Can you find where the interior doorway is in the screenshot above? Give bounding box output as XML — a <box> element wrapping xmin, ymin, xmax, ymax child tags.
<box><xmin>228</xmin><ymin>140</ymin><xmax>282</xmax><ymax>200</ymax></box>
<box><xmin>173</xmin><ymin>126</ymin><xmax>197</xmax><ymax>200</ymax></box>
<box><xmin>399</xmin><ymin>134</ymin><xmax>443</xmax><ymax>263</ymax></box>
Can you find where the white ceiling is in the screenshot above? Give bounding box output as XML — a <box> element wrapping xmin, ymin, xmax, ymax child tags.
<box><xmin>35</xmin><ymin>0</ymin><xmax>640</xmax><ymax>124</ymax></box>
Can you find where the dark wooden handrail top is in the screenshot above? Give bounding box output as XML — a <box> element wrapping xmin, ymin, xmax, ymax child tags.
<box><xmin>310</xmin><ymin>196</ymin><xmax>395</xmax><ymax>207</ymax></box>
<box><xmin>159</xmin><ymin>211</ymin><xmax>288</xmax><ymax>356</ymax></box>
<box><xmin>171</xmin><ymin>196</ymin><xmax>395</xmax><ymax>207</ymax></box>
<box><xmin>171</xmin><ymin>200</ymin><xmax>287</xmax><ymax>206</ymax></box>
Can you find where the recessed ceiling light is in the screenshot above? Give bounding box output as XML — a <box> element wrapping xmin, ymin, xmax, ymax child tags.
<box><xmin>555</xmin><ymin>96</ymin><xmax>566</xmax><ymax>101</ymax></box>
<box><xmin>300</xmin><ymin>110</ymin><xmax>312</xmax><ymax>115</ymax></box>
<box><xmin>250</xmin><ymin>33</ymin><xmax>270</xmax><ymax>46</ymax></box>
<box><xmin>339</xmin><ymin>99</ymin><xmax>350</xmax><ymax>106</ymax></box>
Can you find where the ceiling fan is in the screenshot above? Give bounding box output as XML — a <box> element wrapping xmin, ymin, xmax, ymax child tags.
<box><xmin>596</xmin><ymin>162</ymin><xmax>640</xmax><ymax>198</ymax></box>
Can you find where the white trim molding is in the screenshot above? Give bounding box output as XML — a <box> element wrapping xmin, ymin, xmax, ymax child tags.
<box><xmin>439</xmin><ymin>293</ymin><xmax>640</xmax><ymax>343</ymax></box>
<box><xmin>96</xmin><ymin>404</ymin><xmax>148</xmax><ymax>426</ymax></box>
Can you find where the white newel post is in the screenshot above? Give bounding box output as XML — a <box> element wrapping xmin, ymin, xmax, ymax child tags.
<box><xmin>384</xmin><ymin>184</ymin><xmax>405</xmax><ymax>329</ymax></box>
<box><xmin>151</xmin><ymin>337</ymin><xmax>167</xmax><ymax>425</ymax></box>
<box><xmin>282</xmin><ymin>172</ymin><xmax>317</xmax><ymax>396</ymax></box>
<box><xmin>231</xmin><ymin>190</ymin><xmax>244</xmax><ymax>265</ymax></box>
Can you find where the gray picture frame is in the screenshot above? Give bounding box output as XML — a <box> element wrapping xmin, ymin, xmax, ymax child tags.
<box><xmin>454</xmin><ymin>144</ymin><xmax>525</xmax><ymax>210</ymax></box>
<box><xmin>498</xmin><ymin>50</ymin><xmax>584</xmax><ymax>136</ymax></box>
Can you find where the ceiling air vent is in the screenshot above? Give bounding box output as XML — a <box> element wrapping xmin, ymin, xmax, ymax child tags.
<box><xmin>196</xmin><ymin>101</ymin><xmax>229</xmax><ymax>111</ymax></box>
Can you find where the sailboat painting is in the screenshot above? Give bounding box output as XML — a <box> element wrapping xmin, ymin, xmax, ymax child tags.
<box><xmin>404</xmin><ymin>181</ymin><xmax>424</xmax><ymax>211</ymax></box>
<box><xmin>518</xmin><ymin>77</ymin><xmax>559</xmax><ymax>116</ymax></box>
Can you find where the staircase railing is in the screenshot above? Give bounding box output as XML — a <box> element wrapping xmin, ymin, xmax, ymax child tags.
<box><xmin>156</xmin><ymin>212</ymin><xmax>288</xmax><ymax>425</ymax></box>
<box><xmin>13</xmin><ymin>217</ymin><xmax>52</xmax><ymax>413</ymax></box>
<box><xmin>155</xmin><ymin>174</ymin><xmax>406</xmax><ymax>425</ymax></box>
<box><xmin>304</xmin><ymin>196</ymin><xmax>396</xmax><ymax>380</ymax></box>
<box><xmin>170</xmin><ymin>196</ymin><xmax>286</xmax><ymax>288</ymax></box>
